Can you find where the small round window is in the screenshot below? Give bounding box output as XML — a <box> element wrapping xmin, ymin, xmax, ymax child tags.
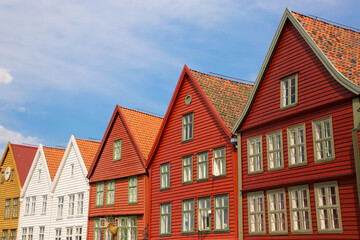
<box><xmin>185</xmin><ymin>95</ymin><xmax>192</xmax><ymax>105</ymax></box>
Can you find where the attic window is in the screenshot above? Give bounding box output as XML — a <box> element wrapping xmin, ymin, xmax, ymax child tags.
<box><xmin>38</xmin><ymin>169</ymin><xmax>42</xmax><ymax>181</ymax></box>
<box><xmin>71</xmin><ymin>164</ymin><xmax>74</xmax><ymax>176</ymax></box>
<box><xmin>113</xmin><ymin>139</ymin><xmax>122</xmax><ymax>161</ymax></box>
<box><xmin>280</xmin><ymin>74</ymin><xmax>298</xmax><ymax>110</ymax></box>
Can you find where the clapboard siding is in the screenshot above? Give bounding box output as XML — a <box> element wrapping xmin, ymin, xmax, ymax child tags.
<box><xmin>149</xmin><ymin>74</ymin><xmax>238</xmax><ymax>239</ymax></box>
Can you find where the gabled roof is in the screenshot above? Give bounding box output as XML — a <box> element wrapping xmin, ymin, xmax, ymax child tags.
<box><xmin>11</xmin><ymin>144</ymin><xmax>37</xmax><ymax>187</ymax></box>
<box><xmin>232</xmin><ymin>8</ymin><xmax>360</xmax><ymax>133</ymax></box>
<box><xmin>146</xmin><ymin>65</ymin><xmax>253</xmax><ymax>167</ymax></box>
<box><xmin>43</xmin><ymin>146</ymin><xmax>65</xmax><ymax>180</ymax></box>
<box><xmin>75</xmin><ymin>138</ymin><xmax>101</xmax><ymax>171</ymax></box>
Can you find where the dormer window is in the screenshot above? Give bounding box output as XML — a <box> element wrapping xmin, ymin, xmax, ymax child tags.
<box><xmin>280</xmin><ymin>74</ymin><xmax>298</xmax><ymax>109</ymax></box>
<box><xmin>182</xmin><ymin>113</ymin><xmax>194</xmax><ymax>142</ymax></box>
<box><xmin>113</xmin><ymin>139</ymin><xmax>122</xmax><ymax>161</ymax></box>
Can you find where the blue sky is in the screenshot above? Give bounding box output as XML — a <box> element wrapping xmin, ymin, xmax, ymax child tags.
<box><xmin>0</xmin><ymin>0</ymin><xmax>359</xmax><ymax>153</ymax></box>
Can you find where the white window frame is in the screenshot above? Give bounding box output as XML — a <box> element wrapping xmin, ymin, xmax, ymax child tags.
<box><xmin>27</xmin><ymin>227</ymin><xmax>33</xmax><ymax>240</ymax></box>
<box><xmin>287</xmin><ymin>123</ymin><xmax>307</xmax><ymax>167</ymax></box>
<box><xmin>248</xmin><ymin>191</ymin><xmax>266</xmax><ymax>235</ymax></box>
<box><xmin>160</xmin><ymin>202</ymin><xmax>171</xmax><ymax>235</ymax></box>
<box><xmin>198</xmin><ymin>197</ymin><xmax>211</xmax><ymax>232</ymax></box>
<box><xmin>57</xmin><ymin>196</ymin><xmax>64</xmax><ymax>218</ymax></box>
<box><xmin>182</xmin><ymin>155</ymin><xmax>193</xmax><ymax>184</ymax></box>
<box><xmin>21</xmin><ymin>228</ymin><xmax>26</xmax><ymax>240</ymax></box>
<box><xmin>247</xmin><ymin>136</ymin><xmax>263</xmax><ymax>174</ymax></box>
<box><xmin>55</xmin><ymin>228</ymin><xmax>62</xmax><ymax>240</ymax></box>
<box><xmin>182</xmin><ymin>113</ymin><xmax>194</xmax><ymax>142</ymax></box>
<box><xmin>160</xmin><ymin>163</ymin><xmax>170</xmax><ymax>190</ymax></box>
<box><xmin>213</xmin><ymin>147</ymin><xmax>226</xmax><ymax>177</ymax></box>
<box><xmin>66</xmin><ymin>227</ymin><xmax>73</xmax><ymax>240</ymax></box>
<box><xmin>12</xmin><ymin>198</ymin><xmax>19</xmax><ymax>218</ymax></box>
<box><xmin>77</xmin><ymin>193</ymin><xmax>84</xmax><ymax>215</ymax></box>
<box><xmin>75</xmin><ymin>227</ymin><xmax>82</xmax><ymax>240</ymax></box>
<box><xmin>30</xmin><ymin>196</ymin><xmax>36</xmax><ymax>214</ymax></box>
<box><xmin>41</xmin><ymin>195</ymin><xmax>47</xmax><ymax>214</ymax></box>
<box><xmin>214</xmin><ymin>194</ymin><xmax>229</xmax><ymax>232</ymax></box>
<box><xmin>4</xmin><ymin>199</ymin><xmax>10</xmax><ymax>219</ymax></box>
<box><xmin>25</xmin><ymin>197</ymin><xmax>30</xmax><ymax>215</ymax></box>
<box><xmin>39</xmin><ymin>227</ymin><xmax>45</xmax><ymax>240</ymax></box>
<box><xmin>266</xmin><ymin>130</ymin><xmax>284</xmax><ymax>171</ymax></box>
<box><xmin>182</xmin><ymin>199</ymin><xmax>195</xmax><ymax>233</ymax></box>
<box><xmin>197</xmin><ymin>151</ymin><xmax>209</xmax><ymax>181</ymax></box>
<box><xmin>280</xmin><ymin>73</ymin><xmax>298</xmax><ymax>109</ymax></box>
<box><xmin>312</xmin><ymin>116</ymin><xmax>335</xmax><ymax>163</ymax></box>
<box><xmin>68</xmin><ymin>194</ymin><xmax>75</xmax><ymax>216</ymax></box>
<box><xmin>267</xmin><ymin>189</ymin><xmax>288</xmax><ymax>234</ymax></box>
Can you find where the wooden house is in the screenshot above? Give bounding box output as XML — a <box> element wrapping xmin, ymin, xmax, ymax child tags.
<box><xmin>86</xmin><ymin>106</ymin><xmax>163</xmax><ymax>240</ymax></box>
<box><xmin>232</xmin><ymin>9</ymin><xmax>360</xmax><ymax>239</ymax></box>
<box><xmin>146</xmin><ymin>65</ymin><xmax>252</xmax><ymax>239</ymax></box>
<box><xmin>0</xmin><ymin>143</ymin><xmax>37</xmax><ymax>240</ymax></box>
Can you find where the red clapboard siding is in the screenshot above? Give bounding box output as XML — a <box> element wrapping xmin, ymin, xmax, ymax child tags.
<box><xmin>149</xmin><ymin>74</ymin><xmax>238</xmax><ymax>239</ymax></box>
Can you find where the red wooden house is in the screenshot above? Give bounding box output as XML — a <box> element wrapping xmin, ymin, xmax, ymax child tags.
<box><xmin>146</xmin><ymin>65</ymin><xmax>252</xmax><ymax>239</ymax></box>
<box><xmin>87</xmin><ymin>106</ymin><xmax>162</xmax><ymax>240</ymax></box>
<box><xmin>232</xmin><ymin>9</ymin><xmax>360</xmax><ymax>239</ymax></box>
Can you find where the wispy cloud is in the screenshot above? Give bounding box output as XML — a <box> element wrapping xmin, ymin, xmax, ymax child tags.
<box><xmin>0</xmin><ymin>125</ymin><xmax>40</xmax><ymax>154</ymax></box>
<box><xmin>0</xmin><ymin>68</ymin><xmax>13</xmax><ymax>84</ymax></box>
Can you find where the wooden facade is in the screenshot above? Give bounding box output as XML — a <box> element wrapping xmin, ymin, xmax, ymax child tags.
<box><xmin>146</xmin><ymin>66</ymin><xmax>252</xmax><ymax>239</ymax></box>
<box><xmin>87</xmin><ymin>106</ymin><xmax>162</xmax><ymax>240</ymax></box>
<box><xmin>233</xmin><ymin>9</ymin><xmax>360</xmax><ymax>239</ymax></box>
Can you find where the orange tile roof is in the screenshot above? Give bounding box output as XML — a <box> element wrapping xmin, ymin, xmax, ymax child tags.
<box><xmin>189</xmin><ymin>69</ymin><xmax>253</xmax><ymax>129</ymax></box>
<box><xmin>75</xmin><ymin>138</ymin><xmax>101</xmax><ymax>171</ymax></box>
<box><xmin>120</xmin><ymin>107</ymin><xmax>163</xmax><ymax>159</ymax></box>
<box><xmin>43</xmin><ymin>146</ymin><xmax>65</xmax><ymax>180</ymax></box>
<box><xmin>292</xmin><ymin>11</ymin><xmax>360</xmax><ymax>85</ymax></box>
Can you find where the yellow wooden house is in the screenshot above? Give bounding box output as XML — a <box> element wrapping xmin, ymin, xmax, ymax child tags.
<box><xmin>0</xmin><ymin>142</ymin><xmax>37</xmax><ymax>240</ymax></box>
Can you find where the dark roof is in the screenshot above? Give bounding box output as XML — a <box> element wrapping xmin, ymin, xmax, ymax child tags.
<box><xmin>189</xmin><ymin>69</ymin><xmax>253</xmax><ymax>129</ymax></box>
<box><xmin>292</xmin><ymin>11</ymin><xmax>360</xmax><ymax>85</ymax></box>
<box><xmin>11</xmin><ymin>144</ymin><xmax>37</xmax><ymax>187</ymax></box>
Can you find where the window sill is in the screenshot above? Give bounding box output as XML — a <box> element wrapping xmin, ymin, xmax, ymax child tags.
<box><xmin>290</xmin><ymin>230</ymin><xmax>313</xmax><ymax>234</ymax></box>
<box><xmin>212</xmin><ymin>174</ymin><xmax>226</xmax><ymax>179</ymax></box>
<box><xmin>196</xmin><ymin>178</ymin><xmax>209</xmax><ymax>183</ymax></box>
<box><xmin>181</xmin><ymin>231</ymin><xmax>195</xmax><ymax>235</ymax></box>
<box><xmin>288</xmin><ymin>162</ymin><xmax>308</xmax><ymax>168</ymax></box>
<box><xmin>214</xmin><ymin>229</ymin><xmax>230</xmax><ymax>233</ymax></box>
<box><xmin>182</xmin><ymin>181</ymin><xmax>193</xmax><ymax>185</ymax></box>
<box><xmin>160</xmin><ymin>187</ymin><xmax>170</xmax><ymax>191</ymax></box>
<box><xmin>248</xmin><ymin>170</ymin><xmax>264</xmax><ymax>175</ymax></box>
<box><xmin>318</xmin><ymin>229</ymin><xmax>343</xmax><ymax>234</ymax></box>
<box><xmin>248</xmin><ymin>232</ymin><xmax>266</xmax><ymax>235</ymax></box>
<box><xmin>267</xmin><ymin>166</ymin><xmax>284</xmax><ymax>172</ymax></box>
<box><xmin>67</xmin><ymin>216</ymin><xmax>75</xmax><ymax>219</ymax></box>
<box><xmin>128</xmin><ymin>202</ymin><xmax>138</xmax><ymax>205</ymax></box>
<box><xmin>280</xmin><ymin>103</ymin><xmax>298</xmax><ymax>111</ymax></box>
<box><xmin>40</xmin><ymin>213</ymin><xmax>46</xmax><ymax>216</ymax></box>
<box><xmin>315</xmin><ymin>157</ymin><xmax>336</xmax><ymax>164</ymax></box>
<box><xmin>181</xmin><ymin>139</ymin><xmax>193</xmax><ymax>144</ymax></box>
<box><xmin>197</xmin><ymin>230</ymin><xmax>211</xmax><ymax>234</ymax></box>
<box><xmin>269</xmin><ymin>231</ymin><xmax>289</xmax><ymax>235</ymax></box>
<box><xmin>106</xmin><ymin>203</ymin><xmax>115</xmax><ymax>207</ymax></box>
<box><xmin>159</xmin><ymin>233</ymin><xmax>171</xmax><ymax>237</ymax></box>
<box><xmin>76</xmin><ymin>214</ymin><xmax>83</xmax><ymax>218</ymax></box>
<box><xmin>95</xmin><ymin>205</ymin><xmax>104</xmax><ymax>208</ymax></box>
<box><xmin>56</xmin><ymin>217</ymin><xmax>63</xmax><ymax>221</ymax></box>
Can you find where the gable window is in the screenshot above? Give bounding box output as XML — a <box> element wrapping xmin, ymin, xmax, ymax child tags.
<box><xmin>75</xmin><ymin>227</ymin><xmax>82</xmax><ymax>240</ymax></box>
<box><xmin>106</xmin><ymin>180</ymin><xmax>115</xmax><ymax>206</ymax></box>
<box><xmin>1</xmin><ymin>172</ymin><xmax>4</xmax><ymax>183</ymax></box>
<box><xmin>182</xmin><ymin>113</ymin><xmax>194</xmax><ymax>142</ymax></box>
<box><xmin>160</xmin><ymin>202</ymin><xmax>171</xmax><ymax>236</ymax></box>
<box><xmin>160</xmin><ymin>163</ymin><xmax>170</xmax><ymax>190</ymax></box>
<box><xmin>55</xmin><ymin>229</ymin><xmax>61</xmax><ymax>240</ymax></box>
<box><xmin>68</xmin><ymin>194</ymin><xmax>75</xmax><ymax>215</ymax></box>
<box><xmin>113</xmin><ymin>139</ymin><xmax>122</xmax><ymax>161</ymax></box>
<box><xmin>182</xmin><ymin>156</ymin><xmax>193</xmax><ymax>184</ymax></box>
<box><xmin>77</xmin><ymin>193</ymin><xmax>84</xmax><ymax>215</ymax></box>
<box><xmin>25</xmin><ymin>197</ymin><xmax>30</xmax><ymax>215</ymax></box>
<box><xmin>314</xmin><ymin>181</ymin><xmax>342</xmax><ymax>233</ymax></box>
<box><xmin>289</xmin><ymin>185</ymin><xmax>312</xmax><ymax>233</ymax></box>
<box><xmin>94</xmin><ymin>218</ymin><xmax>102</xmax><ymax>240</ymax></box>
<box><xmin>280</xmin><ymin>73</ymin><xmax>298</xmax><ymax>109</ymax></box>
<box><xmin>31</xmin><ymin>196</ymin><xmax>36</xmax><ymax>214</ymax></box>
<box><xmin>66</xmin><ymin>227</ymin><xmax>73</xmax><ymax>240</ymax></box>
<box><xmin>9</xmin><ymin>230</ymin><xmax>16</xmax><ymax>240</ymax></box>
<box><xmin>4</xmin><ymin>199</ymin><xmax>10</xmax><ymax>219</ymax></box>
<box><xmin>213</xmin><ymin>147</ymin><xmax>226</xmax><ymax>177</ymax></box>
<box><xmin>197</xmin><ymin>152</ymin><xmax>209</xmax><ymax>181</ymax></box>
<box><xmin>71</xmin><ymin>164</ymin><xmax>75</xmax><ymax>176</ymax></box>
<box><xmin>128</xmin><ymin>176</ymin><xmax>138</xmax><ymax>204</ymax></box>
<box><xmin>118</xmin><ymin>217</ymin><xmax>137</xmax><ymax>240</ymax></box>
<box><xmin>96</xmin><ymin>182</ymin><xmax>105</xmax><ymax>207</ymax></box>
<box><xmin>39</xmin><ymin>227</ymin><xmax>45</xmax><ymax>240</ymax></box>
<box><xmin>248</xmin><ymin>191</ymin><xmax>265</xmax><ymax>235</ymax></box>
<box><xmin>267</xmin><ymin>130</ymin><xmax>284</xmax><ymax>171</ymax></box>
<box><xmin>57</xmin><ymin>197</ymin><xmax>64</xmax><ymax>218</ymax></box>
<box><xmin>248</xmin><ymin>136</ymin><xmax>263</xmax><ymax>174</ymax></box>
<box><xmin>12</xmin><ymin>198</ymin><xmax>19</xmax><ymax>218</ymax></box>
<box><xmin>214</xmin><ymin>194</ymin><xmax>229</xmax><ymax>232</ymax></box>
<box><xmin>198</xmin><ymin>197</ymin><xmax>211</xmax><ymax>232</ymax></box>
<box><xmin>312</xmin><ymin>117</ymin><xmax>335</xmax><ymax>162</ymax></box>
<box><xmin>267</xmin><ymin>189</ymin><xmax>287</xmax><ymax>234</ymax></box>
<box><xmin>41</xmin><ymin>195</ymin><xmax>47</xmax><ymax>214</ymax></box>
<box><xmin>38</xmin><ymin>169</ymin><xmax>41</xmax><ymax>181</ymax></box>
<box><xmin>288</xmin><ymin>124</ymin><xmax>307</xmax><ymax>167</ymax></box>
<box><xmin>182</xmin><ymin>199</ymin><xmax>195</xmax><ymax>233</ymax></box>
<box><xmin>1</xmin><ymin>230</ymin><xmax>8</xmax><ymax>240</ymax></box>
<box><xmin>10</xmin><ymin>170</ymin><xmax>14</xmax><ymax>181</ymax></box>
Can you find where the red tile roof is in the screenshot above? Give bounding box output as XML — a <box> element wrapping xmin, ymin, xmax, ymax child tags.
<box><xmin>43</xmin><ymin>146</ymin><xmax>65</xmax><ymax>181</ymax></box>
<box><xmin>120</xmin><ymin>107</ymin><xmax>163</xmax><ymax>159</ymax></box>
<box><xmin>189</xmin><ymin>69</ymin><xmax>253</xmax><ymax>129</ymax></box>
<box><xmin>292</xmin><ymin>11</ymin><xmax>360</xmax><ymax>86</ymax></box>
<box><xmin>11</xmin><ymin>144</ymin><xmax>37</xmax><ymax>187</ymax></box>
<box><xmin>75</xmin><ymin>138</ymin><xmax>100</xmax><ymax>171</ymax></box>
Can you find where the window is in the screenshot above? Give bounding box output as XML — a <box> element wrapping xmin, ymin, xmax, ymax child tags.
<box><xmin>160</xmin><ymin>203</ymin><xmax>171</xmax><ymax>235</ymax></box>
<box><xmin>104</xmin><ymin>218</ymin><xmax>114</xmax><ymax>240</ymax></box>
<box><xmin>160</xmin><ymin>163</ymin><xmax>170</xmax><ymax>190</ymax></box>
<box><xmin>10</xmin><ymin>170</ymin><xmax>14</xmax><ymax>181</ymax></box>
<box><xmin>57</xmin><ymin>197</ymin><xmax>64</xmax><ymax>218</ymax></box>
<box><xmin>1</xmin><ymin>230</ymin><xmax>7</xmax><ymax>240</ymax></box>
<box><xmin>4</xmin><ymin>199</ymin><xmax>10</xmax><ymax>218</ymax></box>
<box><xmin>55</xmin><ymin>229</ymin><xmax>62</xmax><ymax>240</ymax></box>
<box><xmin>182</xmin><ymin>199</ymin><xmax>194</xmax><ymax>233</ymax></box>
<box><xmin>118</xmin><ymin>216</ymin><xmax>137</xmax><ymax>240</ymax></box>
<box><xmin>198</xmin><ymin>197</ymin><xmax>211</xmax><ymax>232</ymax></box>
<box><xmin>113</xmin><ymin>139</ymin><xmax>122</xmax><ymax>161</ymax></box>
<box><xmin>314</xmin><ymin>181</ymin><xmax>342</xmax><ymax>233</ymax></box>
<box><xmin>12</xmin><ymin>198</ymin><xmax>19</xmax><ymax>218</ymax></box>
<box><xmin>182</xmin><ymin>113</ymin><xmax>193</xmax><ymax>142</ymax></box>
<box><xmin>77</xmin><ymin>193</ymin><xmax>84</xmax><ymax>215</ymax></box>
<box><xmin>21</xmin><ymin>228</ymin><xmax>26</xmax><ymax>240</ymax></box>
<box><xmin>9</xmin><ymin>230</ymin><xmax>16</xmax><ymax>240</ymax></box>
<box><xmin>41</xmin><ymin>195</ymin><xmax>47</xmax><ymax>214</ymax></box>
<box><xmin>106</xmin><ymin>180</ymin><xmax>115</xmax><ymax>206</ymax></box>
<box><xmin>25</xmin><ymin>197</ymin><xmax>30</xmax><ymax>215</ymax></box>
<box><xmin>94</xmin><ymin>219</ymin><xmax>102</xmax><ymax>240</ymax></box>
<box><xmin>71</xmin><ymin>164</ymin><xmax>75</xmax><ymax>176</ymax></box>
<box><xmin>197</xmin><ymin>152</ymin><xmax>208</xmax><ymax>181</ymax></box>
<box><xmin>248</xmin><ymin>136</ymin><xmax>263</xmax><ymax>174</ymax></box>
<box><xmin>68</xmin><ymin>194</ymin><xmax>75</xmax><ymax>215</ymax></box>
<box><xmin>66</xmin><ymin>227</ymin><xmax>73</xmax><ymax>240</ymax></box>
<box><xmin>266</xmin><ymin>130</ymin><xmax>284</xmax><ymax>170</ymax></box>
<box><xmin>214</xmin><ymin>194</ymin><xmax>229</xmax><ymax>232</ymax></box>
<box><xmin>182</xmin><ymin>156</ymin><xmax>193</xmax><ymax>184</ymax></box>
<box><xmin>287</xmin><ymin>124</ymin><xmax>307</xmax><ymax>167</ymax></box>
<box><xmin>289</xmin><ymin>185</ymin><xmax>312</xmax><ymax>233</ymax></box>
<box><xmin>75</xmin><ymin>227</ymin><xmax>82</xmax><ymax>240</ymax></box>
<box><xmin>96</xmin><ymin>182</ymin><xmax>104</xmax><ymax>207</ymax></box>
<box><xmin>312</xmin><ymin>117</ymin><xmax>335</xmax><ymax>162</ymax></box>
<box><xmin>27</xmin><ymin>228</ymin><xmax>33</xmax><ymax>240</ymax></box>
<box><xmin>1</xmin><ymin>172</ymin><xmax>4</xmax><ymax>183</ymax></box>
<box><xmin>280</xmin><ymin>73</ymin><xmax>297</xmax><ymax>109</ymax></box>
<box><xmin>213</xmin><ymin>147</ymin><xmax>226</xmax><ymax>177</ymax></box>
<box><xmin>128</xmin><ymin>176</ymin><xmax>137</xmax><ymax>204</ymax></box>
<box><xmin>38</xmin><ymin>169</ymin><xmax>41</xmax><ymax>181</ymax></box>
<box><xmin>248</xmin><ymin>191</ymin><xmax>265</xmax><ymax>235</ymax></box>
<box><xmin>267</xmin><ymin>189</ymin><xmax>287</xmax><ymax>234</ymax></box>
<box><xmin>31</xmin><ymin>196</ymin><xmax>36</xmax><ymax>214</ymax></box>
<box><xmin>39</xmin><ymin>227</ymin><xmax>45</xmax><ymax>240</ymax></box>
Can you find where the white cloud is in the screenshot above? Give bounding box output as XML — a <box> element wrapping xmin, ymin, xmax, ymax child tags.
<box><xmin>0</xmin><ymin>125</ymin><xmax>40</xmax><ymax>154</ymax></box>
<box><xmin>0</xmin><ymin>68</ymin><xmax>13</xmax><ymax>84</ymax></box>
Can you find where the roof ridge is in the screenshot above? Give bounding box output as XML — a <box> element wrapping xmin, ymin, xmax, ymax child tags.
<box><xmin>118</xmin><ymin>105</ymin><xmax>164</xmax><ymax>119</ymax></box>
<box><xmin>10</xmin><ymin>143</ymin><xmax>38</xmax><ymax>149</ymax></box>
<box><xmin>75</xmin><ymin>138</ymin><xmax>101</xmax><ymax>144</ymax></box>
<box><xmin>189</xmin><ymin>69</ymin><xmax>254</xmax><ymax>86</ymax></box>
<box><xmin>43</xmin><ymin>146</ymin><xmax>66</xmax><ymax>151</ymax></box>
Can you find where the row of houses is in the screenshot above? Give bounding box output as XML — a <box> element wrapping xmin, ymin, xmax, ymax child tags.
<box><xmin>1</xmin><ymin>8</ymin><xmax>360</xmax><ymax>240</ymax></box>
